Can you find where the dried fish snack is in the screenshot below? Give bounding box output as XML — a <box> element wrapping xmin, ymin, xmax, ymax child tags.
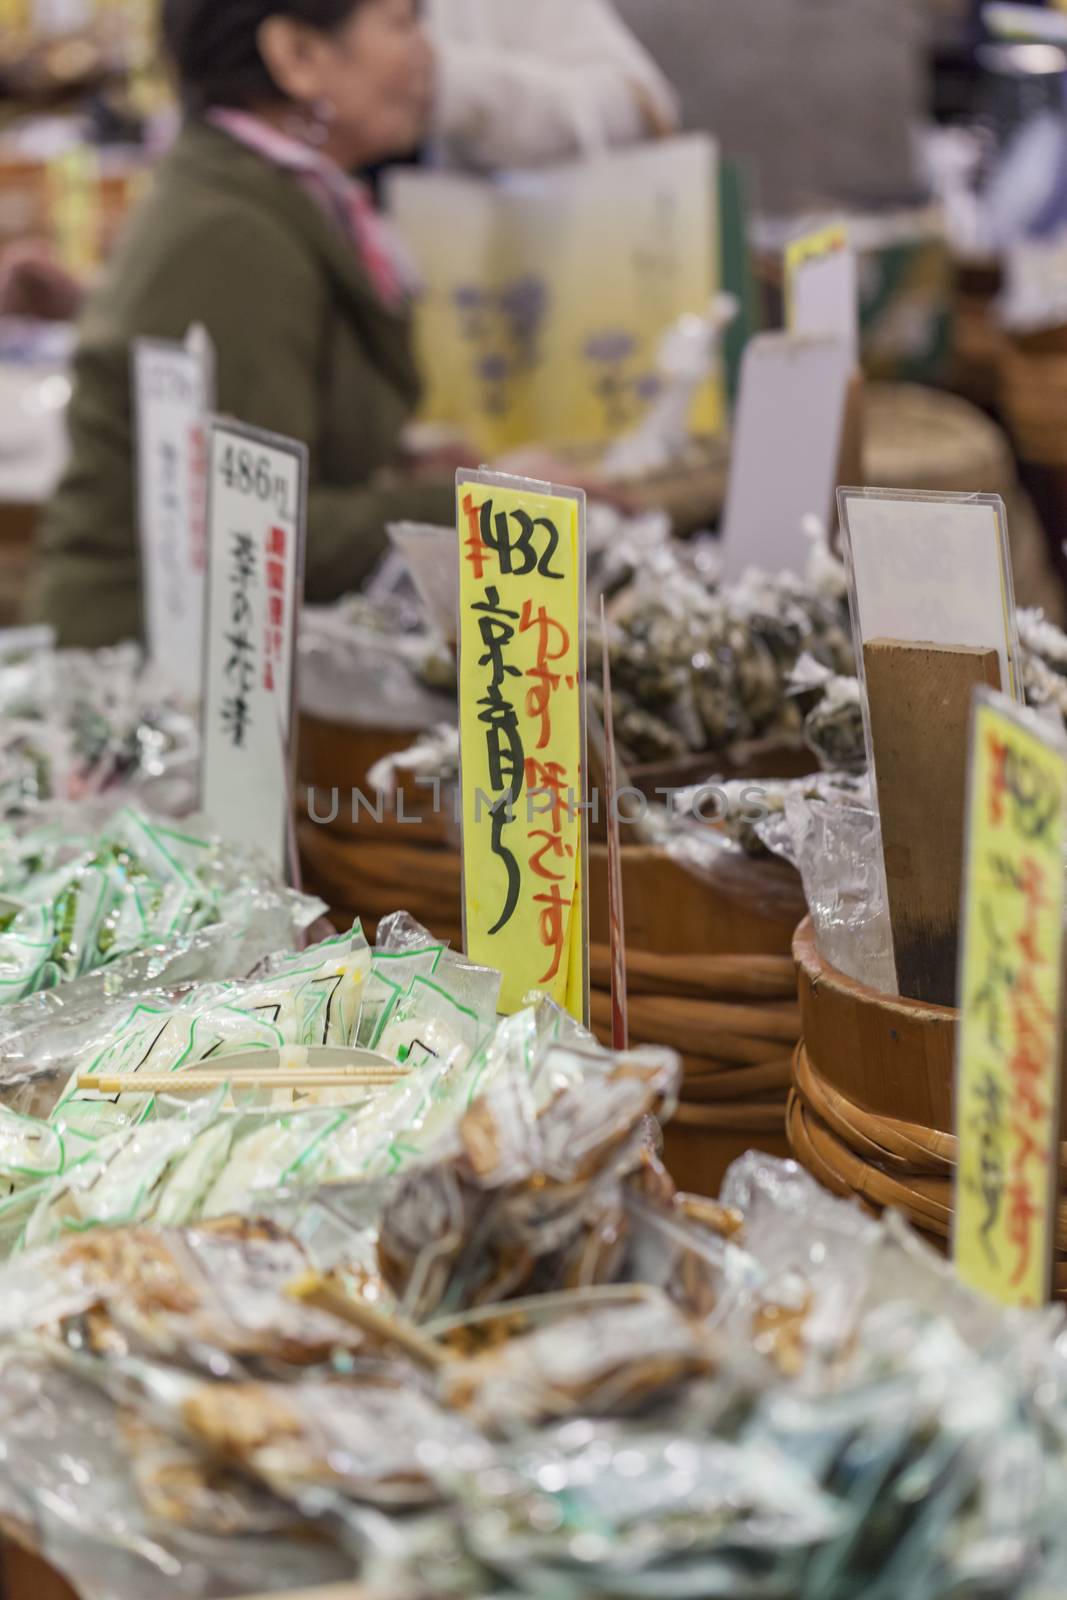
<box><xmin>7</xmin><ymin>1217</ymin><xmax>369</xmax><ymax>1374</ymax></box>
<box><xmin>377</xmin><ymin>1048</ymin><xmax>681</xmax><ymax>1320</ymax></box>
<box><xmin>442</xmin><ymin>1291</ymin><xmax>716</xmax><ymax>1429</ymax></box>
<box><xmin>120</xmin><ymin>1408</ymin><xmax>298</xmax><ymax>1536</ymax></box>
<box><xmin>180</xmin><ymin>1376</ymin><xmax>484</xmax><ymax>1509</ymax></box>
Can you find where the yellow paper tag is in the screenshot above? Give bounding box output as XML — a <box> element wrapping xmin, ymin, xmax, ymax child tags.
<box><xmin>0</xmin><ymin>0</ymin><xmax>29</xmax><ymax>35</ymax></box>
<box><xmin>784</xmin><ymin>222</ymin><xmax>850</xmax><ymax>333</ymax></box>
<box><xmin>457</xmin><ymin>473</ymin><xmax>587</xmax><ymax>1020</ymax></box>
<box><xmin>47</xmin><ymin>146</ymin><xmax>101</xmax><ymax>277</ymax></box>
<box><xmin>954</xmin><ymin>693</ymin><xmax>1067</xmax><ymax>1308</ymax></box>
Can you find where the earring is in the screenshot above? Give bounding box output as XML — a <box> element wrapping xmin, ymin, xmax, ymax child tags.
<box><xmin>288</xmin><ymin>96</ymin><xmax>336</xmax><ymax>147</ymax></box>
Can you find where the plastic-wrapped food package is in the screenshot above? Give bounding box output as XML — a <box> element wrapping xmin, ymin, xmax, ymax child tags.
<box><xmin>0</xmin><ymin>643</ymin><xmax>200</xmax><ymax>821</ymax></box>
<box><xmin>176</xmin><ymin>1372</ymin><xmax>486</xmax><ymax>1509</ymax></box>
<box><xmin>0</xmin><ymin>806</ymin><xmax>324</xmax><ymax>1013</ymax></box>
<box><xmin>452</xmin><ymin>1423</ymin><xmax>844</xmax><ymax>1600</ymax></box>
<box><xmin>780</xmin><ymin>790</ymin><xmax>898</xmax><ymax>992</ymax></box>
<box><xmin>375</xmin><ymin>1045</ymin><xmax>681</xmax><ymax>1322</ymax></box>
<box><xmin>2</xmin><ymin>1147</ymin><xmax>1067</xmax><ymax>1599</ymax></box>
<box><xmin>0</xmin><ymin>1349</ymin><xmax>354</xmax><ymax>1600</ymax></box>
<box><xmin>300</xmin><ymin>594</ymin><xmax>456</xmax><ymax>730</ymax></box>
<box><xmin>0</xmin><ymin>1217</ymin><xmax>369</xmax><ymax>1372</ymax></box>
<box><xmin>440</xmin><ymin>1290</ymin><xmax>717</xmax><ymax>1430</ymax></box>
<box><xmin>47</xmin><ymin>927</ymin><xmax>368</xmax><ymax>1132</ymax></box>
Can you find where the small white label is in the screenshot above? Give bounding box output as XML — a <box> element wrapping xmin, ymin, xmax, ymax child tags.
<box><xmin>719</xmin><ymin>332</ymin><xmax>852</xmax><ymax>580</ymax></box>
<box><xmin>1001</xmin><ymin>228</ymin><xmax>1067</xmax><ymax>334</ymax></box>
<box><xmin>201</xmin><ymin>418</ymin><xmax>307</xmax><ymax>879</ymax></box>
<box><xmin>787</xmin><ymin>221</ymin><xmax>860</xmax><ymax>366</ymax></box>
<box><xmin>133</xmin><ymin>330</ymin><xmax>214</xmax><ymax>696</ymax></box>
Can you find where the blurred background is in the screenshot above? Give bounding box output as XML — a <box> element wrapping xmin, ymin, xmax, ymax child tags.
<box><xmin>7</xmin><ymin>0</ymin><xmax>1067</xmax><ymax>627</ymax></box>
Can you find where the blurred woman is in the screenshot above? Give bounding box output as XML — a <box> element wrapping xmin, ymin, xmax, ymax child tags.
<box><xmin>30</xmin><ymin>0</ymin><xmax>453</xmax><ymax>647</ymax></box>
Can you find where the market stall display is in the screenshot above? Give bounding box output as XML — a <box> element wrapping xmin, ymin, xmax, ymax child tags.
<box><xmin>11</xmin><ymin>22</ymin><xmax>1067</xmax><ymax>1597</ymax></box>
<box><xmin>1</xmin><ymin>1111</ymin><xmax>1067</xmax><ymax>1600</ymax></box>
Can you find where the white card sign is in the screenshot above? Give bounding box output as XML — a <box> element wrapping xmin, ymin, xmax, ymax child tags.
<box><xmin>785</xmin><ymin>221</ymin><xmax>859</xmax><ymax>367</ymax></box>
<box><xmin>133</xmin><ymin>326</ymin><xmax>215</xmax><ymax>697</ymax></box>
<box><xmin>719</xmin><ymin>332</ymin><xmax>852</xmax><ymax>580</ymax></box>
<box><xmin>201</xmin><ymin>418</ymin><xmax>307</xmax><ymax>879</ymax></box>
<box><xmin>1001</xmin><ymin>227</ymin><xmax>1067</xmax><ymax>335</ymax></box>
<box><xmin>838</xmin><ymin>487</ymin><xmax>1023</xmax><ymax>771</ymax></box>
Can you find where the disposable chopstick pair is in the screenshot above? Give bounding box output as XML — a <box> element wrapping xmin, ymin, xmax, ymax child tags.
<box><xmin>77</xmin><ymin>1068</ymin><xmax>408</xmax><ymax>1095</ymax></box>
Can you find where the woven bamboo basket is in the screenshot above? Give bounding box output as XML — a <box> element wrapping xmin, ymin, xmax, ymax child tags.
<box><xmin>790</xmin><ymin>917</ymin><xmax>1067</xmax><ymax>1289</ymax></box>
<box><xmin>588</xmin><ymin>845</ymin><xmax>803</xmax><ymax>1197</ymax></box>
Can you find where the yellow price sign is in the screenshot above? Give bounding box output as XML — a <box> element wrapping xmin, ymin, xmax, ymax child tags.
<box><xmin>0</xmin><ymin>0</ymin><xmax>30</xmax><ymax>35</ymax></box>
<box><xmin>954</xmin><ymin>691</ymin><xmax>1067</xmax><ymax>1308</ymax></box>
<box><xmin>46</xmin><ymin>146</ymin><xmax>101</xmax><ymax>278</ymax></box>
<box><xmin>457</xmin><ymin>471</ymin><xmax>588</xmax><ymax>1021</ymax></box>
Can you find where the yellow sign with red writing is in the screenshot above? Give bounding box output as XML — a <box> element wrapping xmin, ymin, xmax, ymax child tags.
<box><xmin>457</xmin><ymin>471</ymin><xmax>588</xmax><ymax>1021</ymax></box>
<box><xmin>954</xmin><ymin>691</ymin><xmax>1067</xmax><ymax>1308</ymax></box>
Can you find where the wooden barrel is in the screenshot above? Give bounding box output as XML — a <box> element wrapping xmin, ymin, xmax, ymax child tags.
<box><xmin>951</xmin><ymin>258</ymin><xmax>1004</xmax><ymax>411</ymax></box>
<box><xmin>790</xmin><ymin>917</ymin><xmax>1067</xmax><ymax>1285</ymax></box>
<box><xmin>0</xmin><ymin>503</ymin><xmax>37</xmax><ymax>627</ymax></box>
<box><xmin>591</xmin><ymin>845</ymin><xmax>804</xmax><ymax>1197</ymax></box>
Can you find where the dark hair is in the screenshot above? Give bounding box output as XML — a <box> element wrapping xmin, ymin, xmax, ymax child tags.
<box><xmin>161</xmin><ymin>0</ymin><xmax>364</xmax><ymax>112</ymax></box>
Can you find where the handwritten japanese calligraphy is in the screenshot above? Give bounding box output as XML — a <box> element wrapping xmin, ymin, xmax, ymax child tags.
<box><xmin>955</xmin><ymin>693</ymin><xmax>1067</xmax><ymax>1308</ymax></box>
<box><xmin>221</xmin><ymin>531</ymin><xmax>256</xmax><ymax>749</ymax></box>
<box><xmin>458</xmin><ymin>473</ymin><xmax>587</xmax><ymax>1020</ymax></box>
<box><xmin>202</xmin><ymin>420</ymin><xmax>307</xmax><ymax>880</ymax></box>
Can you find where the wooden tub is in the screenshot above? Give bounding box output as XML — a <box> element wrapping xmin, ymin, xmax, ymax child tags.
<box><xmin>790</xmin><ymin>917</ymin><xmax>1067</xmax><ymax>1286</ymax></box>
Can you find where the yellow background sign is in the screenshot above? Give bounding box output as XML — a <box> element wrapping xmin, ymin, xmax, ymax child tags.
<box><xmin>390</xmin><ymin>138</ymin><xmax>721</xmax><ymax>456</ymax></box>
<box><xmin>955</xmin><ymin>694</ymin><xmax>1067</xmax><ymax>1308</ymax></box>
<box><xmin>46</xmin><ymin>146</ymin><xmax>101</xmax><ymax>278</ymax></box>
<box><xmin>457</xmin><ymin>473</ymin><xmax>586</xmax><ymax>1020</ymax></box>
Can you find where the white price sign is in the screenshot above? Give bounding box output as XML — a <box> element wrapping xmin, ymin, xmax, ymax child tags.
<box><xmin>719</xmin><ymin>332</ymin><xmax>852</xmax><ymax>579</ymax></box>
<box><xmin>785</xmin><ymin>221</ymin><xmax>859</xmax><ymax>366</ymax></box>
<box><xmin>1002</xmin><ymin>228</ymin><xmax>1067</xmax><ymax>335</ymax></box>
<box><xmin>201</xmin><ymin>418</ymin><xmax>307</xmax><ymax>879</ymax></box>
<box><xmin>838</xmin><ymin>487</ymin><xmax>1023</xmax><ymax>771</ymax></box>
<box><xmin>133</xmin><ymin>328</ymin><xmax>214</xmax><ymax>696</ymax></box>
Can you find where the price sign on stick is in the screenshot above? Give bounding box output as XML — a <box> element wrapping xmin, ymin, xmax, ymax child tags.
<box><xmin>601</xmin><ymin>596</ymin><xmax>628</xmax><ymax>1051</ymax></box>
<box><xmin>457</xmin><ymin>470</ymin><xmax>589</xmax><ymax>1022</ymax></box>
<box><xmin>839</xmin><ymin>489</ymin><xmax>1023</xmax><ymax>767</ymax></box>
<box><xmin>202</xmin><ymin>419</ymin><xmax>307</xmax><ymax>881</ymax></box>
<box><xmin>785</xmin><ymin>221</ymin><xmax>859</xmax><ymax>366</ymax></box>
<box><xmin>954</xmin><ymin>691</ymin><xmax>1067</xmax><ymax>1308</ymax></box>
<box><xmin>719</xmin><ymin>333</ymin><xmax>852</xmax><ymax>580</ymax></box>
<box><xmin>133</xmin><ymin>326</ymin><xmax>215</xmax><ymax>698</ymax></box>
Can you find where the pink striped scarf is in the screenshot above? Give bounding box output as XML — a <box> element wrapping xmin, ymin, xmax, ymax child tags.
<box><xmin>208</xmin><ymin>108</ymin><xmax>414</xmax><ymax>308</ymax></box>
